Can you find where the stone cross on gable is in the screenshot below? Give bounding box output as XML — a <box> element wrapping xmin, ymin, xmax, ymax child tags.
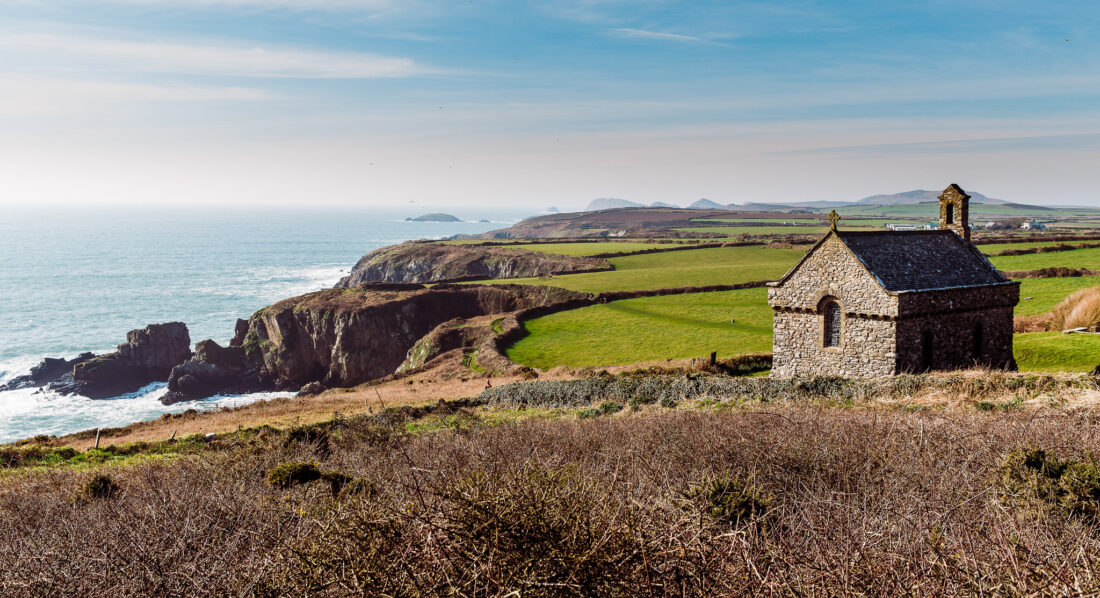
<box><xmin>828</xmin><ymin>210</ymin><xmax>841</xmax><ymax>231</ymax></box>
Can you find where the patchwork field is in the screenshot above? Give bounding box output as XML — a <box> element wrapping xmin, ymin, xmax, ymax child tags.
<box><xmin>506</xmin><ymin>288</ymin><xmax>772</xmax><ymax>368</ymax></box>
<box><xmin>485</xmin><ymin>245</ymin><xmax>804</xmax><ymax>293</ymax></box>
<box><xmin>507</xmin><ymin>241</ymin><xmax>688</xmax><ymax>256</ymax></box>
<box><xmin>978</xmin><ymin>241</ymin><xmax>1086</xmax><ymax>254</ymax></box>
<box><xmin>988</xmin><ymin>246</ymin><xmax>1100</xmax><ymax>271</ymax></box>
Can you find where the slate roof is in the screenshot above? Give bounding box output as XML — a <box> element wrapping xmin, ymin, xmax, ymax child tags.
<box><xmin>836</xmin><ymin>230</ymin><xmax>1009</xmax><ymax>292</ymax></box>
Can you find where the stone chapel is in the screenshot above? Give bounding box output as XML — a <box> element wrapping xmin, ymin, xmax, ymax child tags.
<box><xmin>767</xmin><ymin>184</ymin><xmax>1019</xmax><ymax>378</ymax></box>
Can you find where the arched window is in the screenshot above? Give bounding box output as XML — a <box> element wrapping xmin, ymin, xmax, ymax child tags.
<box><xmin>973</xmin><ymin>320</ymin><xmax>984</xmax><ymax>360</ymax></box>
<box><xmin>946</xmin><ymin>203</ymin><xmax>955</xmax><ymax>224</ymax></box>
<box><xmin>823</xmin><ymin>301</ymin><xmax>842</xmax><ymax>347</ymax></box>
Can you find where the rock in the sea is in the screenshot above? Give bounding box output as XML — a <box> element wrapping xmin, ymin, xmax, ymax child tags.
<box><xmin>0</xmin><ymin>352</ymin><xmax>96</xmax><ymax>391</ymax></box>
<box><xmin>162</xmin><ymin>339</ymin><xmax>268</xmax><ymax>405</ymax></box>
<box><xmin>48</xmin><ymin>323</ymin><xmax>192</xmax><ymax>399</ymax></box>
<box><xmin>405</xmin><ymin>213</ymin><xmax>462</xmax><ymax>222</ymax></box>
<box><xmin>335</xmin><ymin>242</ymin><xmax>610</xmax><ymax>286</ymax></box>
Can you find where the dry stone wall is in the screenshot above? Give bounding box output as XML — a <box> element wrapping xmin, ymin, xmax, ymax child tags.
<box><xmin>895</xmin><ymin>307</ymin><xmax>1016</xmax><ymax>372</ymax></box>
<box><xmin>771</xmin><ymin>311</ymin><xmax>896</xmax><ymax>377</ymax></box>
<box><xmin>767</xmin><ymin>235</ymin><xmax>897</xmax><ymax>316</ymax></box>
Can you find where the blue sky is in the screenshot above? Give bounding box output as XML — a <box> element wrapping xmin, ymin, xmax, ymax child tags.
<box><xmin>1</xmin><ymin>0</ymin><xmax>1097</xmax><ymax>208</ymax></box>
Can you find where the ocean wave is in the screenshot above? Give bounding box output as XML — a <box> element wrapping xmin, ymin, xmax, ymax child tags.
<box><xmin>0</xmin><ymin>385</ymin><xmax>294</xmax><ymax>444</ymax></box>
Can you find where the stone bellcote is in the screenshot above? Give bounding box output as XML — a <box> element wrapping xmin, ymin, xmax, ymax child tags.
<box><xmin>938</xmin><ymin>183</ymin><xmax>971</xmax><ymax>241</ymax></box>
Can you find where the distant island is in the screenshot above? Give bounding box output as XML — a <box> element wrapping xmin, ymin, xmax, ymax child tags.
<box><xmin>406</xmin><ymin>213</ymin><xmax>462</xmax><ymax>222</ymax></box>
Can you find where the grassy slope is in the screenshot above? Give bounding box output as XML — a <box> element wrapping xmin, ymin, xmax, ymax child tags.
<box><xmin>1017</xmin><ymin>277</ymin><xmax>1100</xmax><ymax>315</ymax></box>
<box><xmin>506</xmin><ymin>288</ymin><xmax>772</xmax><ymax>368</ymax></box>
<box><xmin>1015</xmin><ymin>332</ymin><xmax>1100</xmax><ymax>372</ymax></box>
<box><xmin>989</xmin><ymin>247</ymin><xmax>1100</xmax><ymax>271</ymax></box>
<box><xmin>485</xmin><ymin>245</ymin><xmax>804</xmax><ymax>293</ymax></box>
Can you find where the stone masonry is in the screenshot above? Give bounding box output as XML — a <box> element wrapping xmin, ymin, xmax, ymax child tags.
<box><xmin>768</xmin><ymin>184</ymin><xmax>1018</xmax><ymax>378</ymax></box>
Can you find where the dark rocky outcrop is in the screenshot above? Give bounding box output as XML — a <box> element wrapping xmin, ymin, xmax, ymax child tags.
<box><xmin>162</xmin><ymin>338</ymin><xmax>269</xmax><ymax>405</ymax></box>
<box><xmin>238</xmin><ymin>284</ymin><xmax>587</xmax><ymax>390</ymax></box>
<box><xmin>335</xmin><ymin>242</ymin><xmax>610</xmax><ymax>287</ymax></box>
<box><xmin>0</xmin><ymin>353</ymin><xmax>95</xmax><ymax>391</ymax></box>
<box><xmin>158</xmin><ymin>284</ymin><xmax>586</xmax><ymax>403</ymax></box>
<box><xmin>47</xmin><ymin>323</ymin><xmax>192</xmax><ymax>399</ymax></box>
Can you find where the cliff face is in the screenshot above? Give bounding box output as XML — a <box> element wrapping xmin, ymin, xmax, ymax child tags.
<box><xmin>334</xmin><ymin>242</ymin><xmax>609</xmax><ymax>287</ymax></box>
<box><xmin>238</xmin><ymin>284</ymin><xmax>585</xmax><ymax>388</ymax></box>
<box><xmin>161</xmin><ymin>284</ymin><xmax>588</xmax><ymax>403</ymax></box>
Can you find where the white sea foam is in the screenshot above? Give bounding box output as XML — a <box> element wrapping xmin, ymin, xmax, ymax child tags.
<box><xmin>0</xmin><ymin>384</ymin><xmax>293</xmax><ymax>444</ymax></box>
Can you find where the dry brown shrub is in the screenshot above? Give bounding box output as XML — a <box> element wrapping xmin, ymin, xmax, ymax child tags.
<box><xmin>8</xmin><ymin>408</ymin><xmax>1100</xmax><ymax>594</ymax></box>
<box><xmin>1050</xmin><ymin>286</ymin><xmax>1100</xmax><ymax>330</ymax></box>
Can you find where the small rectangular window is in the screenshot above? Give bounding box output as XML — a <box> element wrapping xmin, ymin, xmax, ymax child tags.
<box><xmin>824</xmin><ymin>302</ymin><xmax>841</xmax><ymax>347</ymax></box>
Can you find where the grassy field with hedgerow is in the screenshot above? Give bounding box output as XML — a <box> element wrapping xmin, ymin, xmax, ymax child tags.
<box><xmin>487</xmin><ymin>245</ymin><xmax>804</xmax><ymax>293</ymax></box>
<box><xmin>506</xmin><ymin>288</ymin><xmax>772</xmax><ymax>369</ymax></box>
<box><xmin>486</xmin><ymin>241</ymin><xmax>1100</xmax><ymax>373</ymax></box>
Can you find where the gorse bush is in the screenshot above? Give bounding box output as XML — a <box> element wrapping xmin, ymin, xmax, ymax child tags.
<box><xmin>682</xmin><ymin>472</ymin><xmax>770</xmax><ymax>526</ymax></box>
<box><xmin>77</xmin><ymin>473</ymin><xmax>119</xmax><ymax>502</ymax></box>
<box><xmin>268</xmin><ymin>462</ymin><xmax>321</xmax><ymax>489</ymax></box>
<box><xmin>997</xmin><ymin>448</ymin><xmax>1100</xmax><ymax>521</ymax></box>
<box><xmin>480</xmin><ymin>371</ymin><xmax>1097</xmax><ymax>409</ymax></box>
<box><xmin>441</xmin><ymin>464</ymin><xmax>640</xmax><ymax>596</ymax></box>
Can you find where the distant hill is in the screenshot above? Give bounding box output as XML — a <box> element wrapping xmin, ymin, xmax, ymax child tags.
<box><xmin>585</xmin><ymin>198</ymin><xmax>645</xmax><ymax>210</ymax></box>
<box><xmin>688</xmin><ymin>198</ymin><xmax>725</xmax><ymax>209</ymax></box>
<box><xmin>857</xmin><ymin>189</ymin><xmax>1007</xmax><ymax>205</ymax></box>
<box><xmin>584</xmin><ymin>198</ymin><xmax>681</xmax><ymax>210</ymax></box>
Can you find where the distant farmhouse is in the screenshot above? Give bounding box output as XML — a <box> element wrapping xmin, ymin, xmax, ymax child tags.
<box><xmin>768</xmin><ymin>184</ymin><xmax>1019</xmax><ymax>378</ymax></box>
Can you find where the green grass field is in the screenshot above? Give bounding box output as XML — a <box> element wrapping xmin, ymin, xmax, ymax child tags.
<box><xmin>484</xmin><ymin>245</ymin><xmax>804</xmax><ymax>293</ymax></box>
<box><xmin>978</xmin><ymin>241</ymin><xmax>1084</xmax><ymax>254</ymax></box>
<box><xmin>505</xmin><ymin>287</ymin><xmax>1100</xmax><ymax>372</ymax></box>
<box><xmin>1014</xmin><ymin>332</ymin><xmax>1100</xmax><ymax>372</ymax></box>
<box><xmin>1016</xmin><ymin>277</ymin><xmax>1100</xmax><ymax>315</ymax></box>
<box><xmin>512</xmin><ymin>242</ymin><xmax>687</xmax><ymax>256</ymax></box>
<box><xmin>691</xmin><ymin>217</ymin><xmax>824</xmax><ymax>224</ymax></box>
<box><xmin>506</xmin><ymin>289</ymin><xmax>772</xmax><ymax>368</ymax></box>
<box><xmin>675</xmin><ymin>225</ymin><xmax>832</xmax><ymax>235</ymax></box>
<box><xmin>989</xmin><ymin>247</ymin><xmax>1100</xmax><ymax>272</ymax></box>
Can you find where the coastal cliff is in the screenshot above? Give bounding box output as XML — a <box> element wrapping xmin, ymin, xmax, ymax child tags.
<box><xmin>164</xmin><ymin>284</ymin><xmax>586</xmax><ymax>403</ymax></box>
<box><xmin>334</xmin><ymin>242</ymin><xmax>610</xmax><ymax>287</ymax></box>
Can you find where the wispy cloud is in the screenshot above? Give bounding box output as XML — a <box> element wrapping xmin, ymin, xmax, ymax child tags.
<box><xmin>61</xmin><ymin>0</ymin><xmax>400</xmax><ymax>11</ymax></box>
<box><xmin>771</xmin><ymin>133</ymin><xmax>1100</xmax><ymax>156</ymax></box>
<box><xmin>0</xmin><ymin>32</ymin><xmax>436</xmax><ymax>79</ymax></box>
<box><xmin>0</xmin><ymin>76</ymin><xmax>271</xmax><ymax>118</ymax></box>
<box><xmin>608</xmin><ymin>27</ymin><xmax>730</xmax><ymax>46</ymax></box>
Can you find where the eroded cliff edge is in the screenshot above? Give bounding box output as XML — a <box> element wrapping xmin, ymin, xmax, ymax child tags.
<box><xmin>164</xmin><ymin>284</ymin><xmax>587</xmax><ymax>404</ymax></box>
<box><xmin>334</xmin><ymin>242</ymin><xmax>610</xmax><ymax>286</ymax></box>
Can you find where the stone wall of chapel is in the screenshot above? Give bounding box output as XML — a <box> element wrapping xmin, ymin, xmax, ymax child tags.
<box><xmin>895</xmin><ymin>284</ymin><xmax>1020</xmax><ymax>317</ymax></box>
<box><xmin>894</xmin><ymin>306</ymin><xmax>1016</xmax><ymax>373</ymax></box>
<box><xmin>767</xmin><ymin>235</ymin><xmax>898</xmax><ymax>316</ymax></box>
<box><xmin>771</xmin><ymin>311</ymin><xmax>897</xmax><ymax>378</ymax></box>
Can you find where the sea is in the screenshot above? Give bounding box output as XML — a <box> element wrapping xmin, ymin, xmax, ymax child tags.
<box><xmin>0</xmin><ymin>206</ymin><xmax>523</xmax><ymax>444</ymax></box>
